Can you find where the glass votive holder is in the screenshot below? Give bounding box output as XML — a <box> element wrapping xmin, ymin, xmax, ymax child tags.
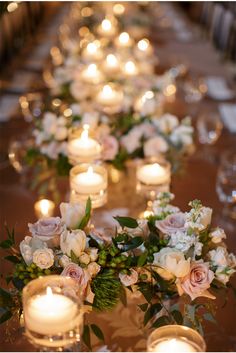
<box><xmin>136</xmin><ymin>157</ymin><xmax>171</xmax><ymax>200</ymax></box>
<box><xmin>67</xmin><ymin>126</ymin><xmax>102</xmax><ymax>165</ymax></box>
<box><xmin>70</xmin><ymin>163</ymin><xmax>108</xmax><ymax>208</ymax></box>
<box><xmin>34</xmin><ymin>199</ymin><xmax>55</xmax><ymax>218</ymax></box>
<box><xmin>23</xmin><ymin>275</ymin><xmax>84</xmax><ymax>351</ymax></box>
<box><xmin>147</xmin><ymin>325</ymin><xmax>206</xmax><ymax>352</ymax></box>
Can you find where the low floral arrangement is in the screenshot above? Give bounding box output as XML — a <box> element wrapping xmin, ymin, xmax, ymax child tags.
<box><xmin>26</xmin><ymin>108</ymin><xmax>194</xmax><ymax>198</ymax></box>
<box><xmin>1</xmin><ymin>193</ymin><xmax>235</xmax><ymax>346</ymax></box>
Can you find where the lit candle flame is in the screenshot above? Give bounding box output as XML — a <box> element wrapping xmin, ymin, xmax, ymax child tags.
<box><xmin>103</xmin><ymin>84</ymin><xmax>113</xmax><ymax>95</ymax></box>
<box><xmin>46</xmin><ymin>287</ymin><xmax>53</xmax><ymax>297</ymax></box>
<box><xmin>87</xmin><ymin>42</ymin><xmax>97</xmax><ymax>54</ymax></box>
<box><xmin>119</xmin><ymin>32</ymin><xmax>129</xmax><ymax>44</ymax></box>
<box><xmin>87</xmin><ymin>166</ymin><xmax>94</xmax><ymax>176</ymax></box>
<box><xmin>81</xmin><ymin>124</ymin><xmax>90</xmax><ymax>140</ymax></box>
<box><xmin>124</xmin><ymin>61</ymin><xmax>137</xmax><ymax>74</ymax></box>
<box><xmin>106</xmin><ymin>54</ymin><xmax>118</xmax><ymax>66</ymax></box>
<box><xmin>138</xmin><ymin>38</ymin><xmax>150</xmax><ymax>51</ymax></box>
<box><xmin>102</xmin><ymin>19</ymin><xmax>112</xmax><ymax>31</ymax></box>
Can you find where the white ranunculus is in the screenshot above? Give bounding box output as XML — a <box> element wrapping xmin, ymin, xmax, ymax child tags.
<box><xmin>208</xmin><ymin>246</ymin><xmax>230</xmax><ymax>267</ymax></box>
<box><xmin>209</xmin><ymin>227</ymin><xmax>226</xmax><ymax>244</ymax></box>
<box><xmin>33</xmin><ymin>248</ymin><xmax>54</xmax><ymax>269</ymax></box>
<box><xmin>144</xmin><ymin>136</ymin><xmax>168</xmax><ymax>157</ymax></box>
<box><xmin>59</xmin><ymin>254</ymin><xmax>71</xmax><ymax>268</ymax></box>
<box><xmin>153</xmin><ymin>247</ymin><xmax>190</xmax><ymax>278</ymax></box>
<box><xmin>20</xmin><ymin>236</ymin><xmax>47</xmax><ymax>265</ymax></box>
<box><xmin>42</xmin><ymin>112</ymin><xmax>57</xmax><ymax>135</ymax></box>
<box><xmin>87</xmin><ymin>262</ymin><xmax>101</xmax><ymax>277</ymax></box>
<box><xmin>154</xmin><ymin>114</ymin><xmax>179</xmax><ymax>134</ymax></box>
<box><xmin>60</xmin><ymin>229</ymin><xmax>86</xmax><ymax>257</ymax></box>
<box><xmin>60</xmin><ymin>202</ymin><xmax>86</xmax><ymax>229</ymax></box>
<box><xmin>79</xmin><ymin>252</ymin><xmax>90</xmax><ymax>265</ymax></box>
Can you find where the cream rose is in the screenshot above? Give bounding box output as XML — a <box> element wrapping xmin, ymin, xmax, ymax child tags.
<box><xmin>153</xmin><ymin>248</ymin><xmax>190</xmax><ymax>278</ymax></box>
<box><xmin>119</xmin><ymin>269</ymin><xmax>138</xmax><ymax>287</ymax></box>
<box><xmin>60</xmin><ymin>202</ymin><xmax>86</xmax><ymax>229</ymax></box>
<box><xmin>79</xmin><ymin>253</ymin><xmax>90</xmax><ymax>265</ymax></box>
<box><xmin>33</xmin><ymin>248</ymin><xmax>54</xmax><ymax>269</ymax></box>
<box><xmin>28</xmin><ymin>217</ymin><xmax>65</xmax><ymax>246</ymax></box>
<box><xmin>155</xmin><ymin>212</ymin><xmax>186</xmax><ymax>235</ymax></box>
<box><xmin>87</xmin><ymin>262</ymin><xmax>101</xmax><ymax>277</ymax></box>
<box><xmin>177</xmin><ymin>262</ymin><xmax>215</xmax><ymax>301</ymax></box>
<box><xmin>20</xmin><ymin>236</ymin><xmax>47</xmax><ymax>265</ymax></box>
<box><xmin>60</xmin><ymin>229</ymin><xmax>86</xmax><ymax>257</ymax></box>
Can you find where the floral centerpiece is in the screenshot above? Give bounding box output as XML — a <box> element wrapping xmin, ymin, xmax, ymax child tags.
<box><xmin>1</xmin><ymin>193</ymin><xmax>235</xmax><ymax>346</ymax></box>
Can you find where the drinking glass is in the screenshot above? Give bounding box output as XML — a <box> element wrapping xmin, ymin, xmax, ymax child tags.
<box><xmin>197</xmin><ymin>112</ymin><xmax>223</xmax><ymax>145</ymax></box>
<box><xmin>216</xmin><ymin>151</ymin><xmax>236</xmax><ymax>219</ymax></box>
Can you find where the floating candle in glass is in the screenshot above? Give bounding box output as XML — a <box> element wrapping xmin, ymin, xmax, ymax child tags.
<box><xmin>147</xmin><ymin>325</ymin><xmax>206</xmax><ymax>352</ymax></box>
<box><xmin>115</xmin><ymin>32</ymin><xmax>133</xmax><ymax>47</ymax></box>
<box><xmin>70</xmin><ymin>163</ymin><xmax>108</xmax><ymax>208</ymax></box>
<box><xmin>96</xmin><ymin>83</ymin><xmax>123</xmax><ymax>107</ymax></box>
<box><xmin>68</xmin><ymin>124</ymin><xmax>102</xmax><ymax>165</ymax></box>
<box><xmin>23</xmin><ymin>276</ymin><xmax>84</xmax><ymax>350</ymax></box>
<box><xmin>34</xmin><ymin>199</ymin><xmax>55</xmax><ymax>218</ymax></box>
<box><xmin>81</xmin><ymin>63</ymin><xmax>103</xmax><ymax>84</ymax></box>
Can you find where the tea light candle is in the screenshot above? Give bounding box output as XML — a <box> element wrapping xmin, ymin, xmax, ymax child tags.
<box><xmin>34</xmin><ymin>199</ymin><xmax>55</xmax><ymax>218</ymax></box>
<box><xmin>137</xmin><ymin>163</ymin><xmax>170</xmax><ymax>185</ymax></box>
<box><xmin>137</xmin><ymin>38</ymin><xmax>153</xmax><ymax>56</ymax></box>
<box><xmin>123</xmin><ymin>60</ymin><xmax>138</xmax><ymax>76</ymax></box>
<box><xmin>96</xmin><ymin>84</ymin><xmax>123</xmax><ymax>107</ymax></box>
<box><xmin>25</xmin><ymin>287</ymin><xmax>78</xmax><ymax>335</ymax></box>
<box><xmin>82</xmin><ymin>41</ymin><xmax>103</xmax><ymax>61</ymax></box>
<box><xmin>73</xmin><ymin>166</ymin><xmax>106</xmax><ymax>194</ymax></box>
<box><xmin>68</xmin><ymin>125</ymin><xmax>101</xmax><ymax>163</ymax></box>
<box><xmin>116</xmin><ymin>32</ymin><xmax>133</xmax><ymax>47</ymax></box>
<box><xmin>97</xmin><ymin>18</ymin><xmax>117</xmax><ymax>37</ymax></box>
<box><xmin>103</xmin><ymin>54</ymin><xmax>120</xmax><ymax>74</ymax></box>
<box><xmin>151</xmin><ymin>338</ymin><xmax>196</xmax><ymax>352</ymax></box>
<box><xmin>81</xmin><ymin>63</ymin><xmax>103</xmax><ymax>84</ymax></box>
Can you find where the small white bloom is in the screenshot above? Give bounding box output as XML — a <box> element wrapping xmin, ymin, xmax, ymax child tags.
<box><xmin>209</xmin><ymin>227</ymin><xmax>226</xmax><ymax>244</ymax></box>
<box><xmin>153</xmin><ymin>247</ymin><xmax>190</xmax><ymax>278</ymax></box>
<box><xmin>144</xmin><ymin>136</ymin><xmax>168</xmax><ymax>157</ymax></box>
<box><xmin>154</xmin><ymin>113</ymin><xmax>179</xmax><ymax>134</ymax></box>
<box><xmin>60</xmin><ymin>229</ymin><xmax>86</xmax><ymax>257</ymax></box>
<box><xmin>55</xmin><ymin>126</ymin><xmax>68</xmax><ymax>141</ymax></box>
<box><xmin>42</xmin><ymin>112</ymin><xmax>58</xmax><ymax>136</ymax></box>
<box><xmin>20</xmin><ymin>236</ymin><xmax>47</xmax><ymax>265</ymax></box>
<box><xmin>170</xmin><ymin>124</ymin><xmax>193</xmax><ymax>147</ymax></box>
<box><xmin>79</xmin><ymin>252</ymin><xmax>90</xmax><ymax>265</ymax></box>
<box><xmin>215</xmin><ymin>266</ymin><xmax>235</xmax><ymax>285</ymax></box>
<box><xmin>208</xmin><ymin>246</ymin><xmax>228</xmax><ymax>267</ymax></box>
<box><xmin>33</xmin><ymin>248</ymin><xmax>54</xmax><ymax>269</ymax></box>
<box><xmin>87</xmin><ymin>262</ymin><xmax>101</xmax><ymax>277</ymax></box>
<box><xmin>86</xmin><ymin>248</ymin><xmax>98</xmax><ymax>262</ymax></box>
<box><xmin>59</xmin><ymin>254</ymin><xmax>71</xmax><ymax>268</ymax></box>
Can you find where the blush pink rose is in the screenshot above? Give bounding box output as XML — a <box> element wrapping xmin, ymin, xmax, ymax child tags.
<box><xmin>177</xmin><ymin>262</ymin><xmax>215</xmax><ymax>301</ymax></box>
<box><xmin>28</xmin><ymin>217</ymin><xmax>65</xmax><ymax>247</ymax></box>
<box><xmin>61</xmin><ymin>263</ymin><xmax>90</xmax><ymax>292</ymax></box>
<box><xmin>101</xmin><ymin>135</ymin><xmax>119</xmax><ymax>161</ymax></box>
<box><xmin>155</xmin><ymin>212</ymin><xmax>186</xmax><ymax>235</ymax></box>
<box><xmin>119</xmin><ymin>269</ymin><xmax>138</xmax><ymax>286</ymax></box>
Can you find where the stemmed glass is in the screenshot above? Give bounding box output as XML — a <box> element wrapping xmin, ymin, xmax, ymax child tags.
<box><xmin>216</xmin><ymin>151</ymin><xmax>236</xmax><ymax>219</ymax></box>
<box><xmin>197</xmin><ymin>111</ymin><xmax>223</xmax><ymax>145</ymax></box>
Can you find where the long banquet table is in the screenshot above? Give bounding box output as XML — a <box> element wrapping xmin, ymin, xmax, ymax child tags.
<box><xmin>0</xmin><ymin>3</ymin><xmax>236</xmax><ymax>352</ymax></box>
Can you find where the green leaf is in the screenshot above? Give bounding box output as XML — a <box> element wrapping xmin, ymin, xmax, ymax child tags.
<box><xmin>114</xmin><ymin>216</ymin><xmax>138</xmax><ymax>229</ymax></box>
<box><xmin>123</xmin><ymin>236</ymin><xmax>143</xmax><ymax>251</ymax></box>
<box><xmin>144</xmin><ymin>303</ymin><xmax>162</xmax><ymax>326</ymax></box>
<box><xmin>78</xmin><ymin>198</ymin><xmax>91</xmax><ymax>230</ymax></box>
<box><xmin>0</xmin><ymin>239</ymin><xmax>13</xmax><ymax>249</ymax></box>
<box><xmin>203</xmin><ymin>313</ymin><xmax>217</xmax><ymax>324</ymax></box>
<box><xmin>119</xmin><ymin>286</ymin><xmax>127</xmax><ymax>307</ymax></box>
<box><xmin>91</xmin><ymin>324</ymin><xmax>104</xmax><ymax>341</ymax></box>
<box><xmin>4</xmin><ymin>255</ymin><xmax>20</xmax><ymax>264</ymax></box>
<box><xmin>137</xmin><ymin>252</ymin><xmax>148</xmax><ymax>267</ymax></box>
<box><xmin>0</xmin><ymin>309</ymin><xmax>12</xmax><ymax>324</ymax></box>
<box><xmin>0</xmin><ymin>288</ymin><xmax>13</xmax><ymax>302</ymax></box>
<box><xmin>138</xmin><ymin>303</ymin><xmax>148</xmax><ymax>312</ymax></box>
<box><xmin>153</xmin><ymin>315</ymin><xmax>170</xmax><ymax>328</ymax></box>
<box><xmin>171</xmin><ymin>310</ymin><xmax>183</xmax><ymax>324</ymax></box>
<box><xmin>82</xmin><ymin>325</ymin><xmax>91</xmax><ymax>350</ymax></box>
<box><xmin>138</xmin><ymin>282</ymin><xmax>153</xmax><ymax>303</ymax></box>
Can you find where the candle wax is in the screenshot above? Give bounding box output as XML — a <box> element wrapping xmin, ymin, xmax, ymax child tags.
<box><xmin>137</xmin><ymin>163</ymin><xmax>169</xmax><ymax>185</ymax></box>
<box><xmin>68</xmin><ymin>136</ymin><xmax>101</xmax><ymax>157</ymax></box>
<box><xmin>152</xmin><ymin>338</ymin><xmax>196</xmax><ymax>352</ymax></box>
<box><xmin>73</xmin><ymin>167</ymin><xmax>106</xmax><ymax>194</ymax></box>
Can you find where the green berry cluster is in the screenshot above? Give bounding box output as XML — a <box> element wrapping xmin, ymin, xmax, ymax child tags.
<box><xmin>146</xmin><ymin>245</ymin><xmax>158</xmax><ymax>263</ymax></box>
<box><xmin>98</xmin><ymin>246</ymin><xmax>129</xmax><ymax>270</ymax></box>
<box><xmin>14</xmin><ymin>263</ymin><xmax>51</xmax><ymax>285</ymax></box>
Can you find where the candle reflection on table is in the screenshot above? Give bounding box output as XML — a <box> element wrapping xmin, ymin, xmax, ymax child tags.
<box><xmin>34</xmin><ymin>199</ymin><xmax>55</xmax><ymax>218</ymax></box>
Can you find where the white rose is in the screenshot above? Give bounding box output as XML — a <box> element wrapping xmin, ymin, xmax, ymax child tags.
<box><xmin>209</xmin><ymin>227</ymin><xmax>226</xmax><ymax>244</ymax></box>
<box><xmin>208</xmin><ymin>246</ymin><xmax>228</xmax><ymax>267</ymax></box>
<box><xmin>33</xmin><ymin>248</ymin><xmax>54</xmax><ymax>269</ymax></box>
<box><xmin>60</xmin><ymin>229</ymin><xmax>86</xmax><ymax>257</ymax></box>
<box><xmin>144</xmin><ymin>136</ymin><xmax>168</xmax><ymax>157</ymax></box>
<box><xmin>59</xmin><ymin>254</ymin><xmax>71</xmax><ymax>268</ymax></box>
<box><xmin>153</xmin><ymin>247</ymin><xmax>190</xmax><ymax>278</ymax></box>
<box><xmin>20</xmin><ymin>236</ymin><xmax>47</xmax><ymax>265</ymax></box>
<box><xmin>119</xmin><ymin>269</ymin><xmax>138</xmax><ymax>286</ymax></box>
<box><xmin>79</xmin><ymin>252</ymin><xmax>90</xmax><ymax>265</ymax></box>
<box><xmin>60</xmin><ymin>202</ymin><xmax>86</xmax><ymax>229</ymax></box>
<box><xmin>87</xmin><ymin>262</ymin><xmax>101</xmax><ymax>277</ymax></box>
<box><xmin>121</xmin><ymin>131</ymin><xmax>141</xmax><ymax>154</ymax></box>
<box><xmin>170</xmin><ymin>125</ymin><xmax>193</xmax><ymax>146</ymax></box>
<box><xmin>154</xmin><ymin>114</ymin><xmax>179</xmax><ymax>134</ymax></box>
<box><xmin>41</xmin><ymin>141</ymin><xmax>61</xmax><ymax>160</ymax></box>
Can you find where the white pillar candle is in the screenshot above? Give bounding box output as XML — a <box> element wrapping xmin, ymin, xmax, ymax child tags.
<box><xmin>96</xmin><ymin>84</ymin><xmax>123</xmax><ymax>107</ymax></box>
<box><xmin>73</xmin><ymin>166</ymin><xmax>106</xmax><ymax>194</ymax></box>
<box><xmin>151</xmin><ymin>338</ymin><xmax>197</xmax><ymax>352</ymax></box>
<box><xmin>25</xmin><ymin>287</ymin><xmax>78</xmax><ymax>335</ymax></box>
<box><xmin>116</xmin><ymin>32</ymin><xmax>133</xmax><ymax>47</ymax></box>
<box><xmin>81</xmin><ymin>63</ymin><xmax>103</xmax><ymax>84</ymax></box>
<box><xmin>137</xmin><ymin>163</ymin><xmax>170</xmax><ymax>185</ymax></box>
<box><xmin>123</xmin><ymin>60</ymin><xmax>138</xmax><ymax>76</ymax></box>
<box><xmin>68</xmin><ymin>125</ymin><xmax>101</xmax><ymax>160</ymax></box>
<box><xmin>34</xmin><ymin>199</ymin><xmax>55</xmax><ymax>218</ymax></box>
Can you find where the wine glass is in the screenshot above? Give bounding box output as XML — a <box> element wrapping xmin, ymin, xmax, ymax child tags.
<box><xmin>216</xmin><ymin>151</ymin><xmax>236</xmax><ymax>219</ymax></box>
<box><xmin>197</xmin><ymin>111</ymin><xmax>223</xmax><ymax>145</ymax></box>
